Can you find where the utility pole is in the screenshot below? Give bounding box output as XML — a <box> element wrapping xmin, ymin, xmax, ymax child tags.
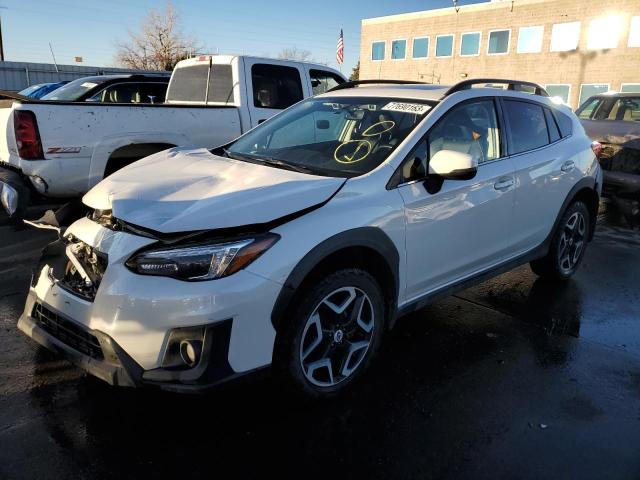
<box><xmin>0</xmin><ymin>6</ymin><xmax>8</xmax><ymax>62</ymax></box>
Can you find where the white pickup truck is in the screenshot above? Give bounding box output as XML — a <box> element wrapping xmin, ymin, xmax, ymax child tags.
<box><xmin>0</xmin><ymin>55</ymin><xmax>345</xmax><ymax>218</ymax></box>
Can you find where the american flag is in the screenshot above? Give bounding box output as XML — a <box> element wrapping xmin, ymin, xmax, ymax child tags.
<box><xmin>336</xmin><ymin>29</ymin><xmax>344</xmax><ymax>65</ymax></box>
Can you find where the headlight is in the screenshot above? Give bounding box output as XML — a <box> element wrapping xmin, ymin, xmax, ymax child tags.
<box><xmin>0</xmin><ymin>182</ymin><xmax>18</xmax><ymax>216</ymax></box>
<box><xmin>126</xmin><ymin>233</ymin><xmax>279</xmax><ymax>281</ymax></box>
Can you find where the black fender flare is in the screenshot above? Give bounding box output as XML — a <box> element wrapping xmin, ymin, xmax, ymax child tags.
<box><xmin>542</xmin><ymin>176</ymin><xmax>598</xmax><ymax>253</ymax></box>
<box><xmin>270</xmin><ymin>227</ymin><xmax>400</xmax><ymax>331</ymax></box>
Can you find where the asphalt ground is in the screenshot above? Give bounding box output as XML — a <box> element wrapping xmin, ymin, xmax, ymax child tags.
<box><xmin>0</xmin><ymin>200</ymin><xmax>639</xmax><ymax>480</ymax></box>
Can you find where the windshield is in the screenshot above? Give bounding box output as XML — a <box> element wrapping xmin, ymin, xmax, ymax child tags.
<box><xmin>41</xmin><ymin>77</ymin><xmax>103</xmax><ymax>101</ymax></box>
<box><xmin>226</xmin><ymin>96</ymin><xmax>434</xmax><ymax>178</ymax></box>
<box><xmin>19</xmin><ymin>84</ymin><xmax>46</xmax><ymax>97</ymax></box>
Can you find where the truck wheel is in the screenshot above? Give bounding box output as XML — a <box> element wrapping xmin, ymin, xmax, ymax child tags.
<box><xmin>275</xmin><ymin>269</ymin><xmax>385</xmax><ymax>399</ymax></box>
<box><xmin>530</xmin><ymin>201</ymin><xmax>591</xmax><ymax>280</ymax></box>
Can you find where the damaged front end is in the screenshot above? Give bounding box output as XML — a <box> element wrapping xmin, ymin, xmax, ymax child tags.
<box><xmin>33</xmin><ymin>234</ymin><xmax>107</xmax><ymax>302</ymax></box>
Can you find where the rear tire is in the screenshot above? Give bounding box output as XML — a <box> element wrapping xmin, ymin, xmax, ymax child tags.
<box><xmin>530</xmin><ymin>201</ymin><xmax>590</xmax><ymax>280</ymax></box>
<box><xmin>274</xmin><ymin>268</ymin><xmax>386</xmax><ymax>399</ymax></box>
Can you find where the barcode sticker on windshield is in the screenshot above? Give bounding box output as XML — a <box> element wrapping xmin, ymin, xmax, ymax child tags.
<box><xmin>382</xmin><ymin>102</ymin><xmax>431</xmax><ymax>114</ymax></box>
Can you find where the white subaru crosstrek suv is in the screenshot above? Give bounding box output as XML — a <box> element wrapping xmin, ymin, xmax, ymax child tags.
<box><xmin>18</xmin><ymin>79</ymin><xmax>602</xmax><ymax>397</ymax></box>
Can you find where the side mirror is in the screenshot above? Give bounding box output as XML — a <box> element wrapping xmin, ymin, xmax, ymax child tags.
<box><xmin>428</xmin><ymin>150</ymin><xmax>478</xmax><ymax>180</ymax></box>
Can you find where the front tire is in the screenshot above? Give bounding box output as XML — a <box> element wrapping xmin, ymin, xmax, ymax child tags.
<box><xmin>530</xmin><ymin>201</ymin><xmax>591</xmax><ymax>280</ymax></box>
<box><xmin>275</xmin><ymin>268</ymin><xmax>386</xmax><ymax>399</ymax></box>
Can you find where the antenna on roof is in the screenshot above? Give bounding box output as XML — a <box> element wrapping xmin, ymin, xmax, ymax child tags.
<box><xmin>452</xmin><ymin>0</ymin><xmax>460</xmax><ymax>13</ymax></box>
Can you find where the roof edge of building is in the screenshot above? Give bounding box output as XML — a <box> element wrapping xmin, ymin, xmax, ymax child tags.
<box><xmin>361</xmin><ymin>0</ymin><xmax>553</xmax><ymax>25</ymax></box>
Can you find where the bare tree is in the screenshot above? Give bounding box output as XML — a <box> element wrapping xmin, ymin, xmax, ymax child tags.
<box><xmin>349</xmin><ymin>61</ymin><xmax>360</xmax><ymax>81</ymax></box>
<box><xmin>278</xmin><ymin>47</ymin><xmax>313</xmax><ymax>62</ymax></box>
<box><xmin>115</xmin><ymin>2</ymin><xmax>201</xmax><ymax>71</ymax></box>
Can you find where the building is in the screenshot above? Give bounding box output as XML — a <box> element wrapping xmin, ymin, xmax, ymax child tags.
<box><xmin>359</xmin><ymin>0</ymin><xmax>640</xmax><ymax>108</ymax></box>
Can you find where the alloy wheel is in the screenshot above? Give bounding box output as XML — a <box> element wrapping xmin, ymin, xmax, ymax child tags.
<box><xmin>558</xmin><ymin>211</ymin><xmax>586</xmax><ymax>274</ymax></box>
<box><xmin>298</xmin><ymin>286</ymin><xmax>375</xmax><ymax>387</ymax></box>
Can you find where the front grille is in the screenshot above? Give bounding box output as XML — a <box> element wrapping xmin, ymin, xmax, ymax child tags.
<box><xmin>32</xmin><ymin>303</ymin><xmax>104</xmax><ymax>360</ymax></box>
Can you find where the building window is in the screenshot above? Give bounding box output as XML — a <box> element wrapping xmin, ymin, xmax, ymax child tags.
<box><xmin>550</xmin><ymin>22</ymin><xmax>581</xmax><ymax>52</ymax></box>
<box><xmin>371</xmin><ymin>41</ymin><xmax>385</xmax><ymax>61</ymax></box>
<box><xmin>488</xmin><ymin>30</ymin><xmax>510</xmax><ymax>55</ymax></box>
<box><xmin>587</xmin><ymin>16</ymin><xmax>623</xmax><ymax>50</ymax></box>
<box><xmin>517</xmin><ymin>26</ymin><xmax>544</xmax><ymax>53</ymax></box>
<box><xmin>391</xmin><ymin>39</ymin><xmax>407</xmax><ymax>60</ymax></box>
<box><xmin>621</xmin><ymin>84</ymin><xmax>640</xmax><ymax>93</ymax></box>
<box><xmin>629</xmin><ymin>16</ymin><xmax>640</xmax><ymax>47</ymax></box>
<box><xmin>435</xmin><ymin>34</ymin><xmax>454</xmax><ymax>57</ymax></box>
<box><xmin>545</xmin><ymin>84</ymin><xmax>571</xmax><ymax>105</ymax></box>
<box><xmin>460</xmin><ymin>32</ymin><xmax>481</xmax><ymax>56</ymax></box>
<box><xmin>579</xmin><ymin>84</ymin><xmax>609</xmax><ymax>108</ymax></box>
<box><xmin>412</xmin><ymin>37</ymin><xmax>429</xmax><ymax>58</ymax></box>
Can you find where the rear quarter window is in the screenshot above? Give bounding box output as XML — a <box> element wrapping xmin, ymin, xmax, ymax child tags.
<box><xmin>554</xmin><ymin>110</ymin><xmax>573</xmax><ymax>138</ymax></box>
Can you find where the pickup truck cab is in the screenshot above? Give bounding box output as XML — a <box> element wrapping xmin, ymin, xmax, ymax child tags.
<box><xmin>0</xmin><ymin>56</ymin><xmax>345</xmax><ymax>218</ymax></box>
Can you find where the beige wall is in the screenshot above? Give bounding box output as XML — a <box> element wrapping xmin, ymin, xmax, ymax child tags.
<box><xmin>360</xmin><ymin>0</ymin><xmax>640</xmax><ymax>108</ymax></box>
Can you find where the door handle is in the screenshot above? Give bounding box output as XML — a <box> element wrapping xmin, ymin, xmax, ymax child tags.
<box><xmin>258</xmin><ymin>119</ymin><xmax>267</xmax><ymax>124</ymax></box>
<box><xmin>494</xmin><ymin>177</ymin><xmax>515</xmax><ymax>191</ymax></box>
<box><xmin>561</xmin><ymin>160</ymin><xmax>575</xmax><ymax>172</ymax></box>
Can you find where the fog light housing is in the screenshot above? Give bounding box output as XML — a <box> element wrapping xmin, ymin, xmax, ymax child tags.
<box><xmin>161</xmin><ymin>326</ymin><xmax>205</xmax><ymax>369</ymax></box>
<box><xmin>29</xmin><ymin>175</ymin><xmax>47</xmax><ymax>194</ymax></box>
<box><xmin>0</xmin><ymin>182</ymin><xmax>18</xmax><ymax>216</ymax></box>
<box><xmin>180</xmin><ymin>340</ymin><xmax>202</xmax><ymax>367</ymax></box>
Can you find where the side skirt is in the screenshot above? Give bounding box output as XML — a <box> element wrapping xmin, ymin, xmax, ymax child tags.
<box><xmin>397</xmin><ymin>243</ymin><xmax>548</xmax><ymax>318</ymax></box>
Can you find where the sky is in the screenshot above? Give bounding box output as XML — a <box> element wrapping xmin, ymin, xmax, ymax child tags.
<box><xmin>1</xmin><ymin>0</ymin><xmax>486</xmax><ymax>73</ymax></box>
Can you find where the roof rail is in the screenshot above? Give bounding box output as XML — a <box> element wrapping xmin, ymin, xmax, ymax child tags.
<box><xmin>328</xmin><ymin>79</ymin><xmax>427</xmax><ymax>92</ymax></box>
<box><xmin>443</xmin><ymin>78</ymin><xmax>549</xmax><ymax>98</ymax></box>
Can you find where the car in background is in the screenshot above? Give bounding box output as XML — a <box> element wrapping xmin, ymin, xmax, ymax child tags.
<box><xmin>577</xmin><ymin>93</ymin><xmax>640</xmax><ymax>202</ymax></box>
<box><xmin>41</xmin><ymin>74</ymin><xmax>171</xmax><ymax>103</ymax></box>
<box><xmin>18</xmin><ymin>81</ymin><xmax>69</xmax><ymax>99</ymax></box>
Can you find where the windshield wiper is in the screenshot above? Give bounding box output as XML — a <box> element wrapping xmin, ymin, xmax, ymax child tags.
<box><xmin>222</xmin><ymin>149</ymin><xmax>315</xmax><ymax>175</ymax></box>
<box><xmin>252</xmin><ymin>156</ymin><xmax>315</xmax><ymax>174</ymax></box>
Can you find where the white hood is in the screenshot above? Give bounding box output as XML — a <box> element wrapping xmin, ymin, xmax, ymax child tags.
<box><xmin>83</xmin><ymin>148</ymin><xmax>344</xmax><ymax>233</ymax></box>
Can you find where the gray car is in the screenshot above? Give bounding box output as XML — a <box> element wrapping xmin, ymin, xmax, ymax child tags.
<box><xmin>577</xmin><ymin>93</ymin><xmax>640</xmax><ymax>203</ymax></box>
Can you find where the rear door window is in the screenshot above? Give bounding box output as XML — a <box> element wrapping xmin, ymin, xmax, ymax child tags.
<box><xmin>251</xmin><ymin>64</ymin><xmax>303</xmax><ymax>109</ymax></box>
<box><xmin>604</xmin><ymin>97</ymin><xmax>640</xmax><ymax>122</ymax></box>
<box><xmin>310</xmin><ymin>69</ymin><xmax>345</xmax><ymax>95</ymax></box>
<box><xmin>140</xmin><ymin>82</ymin><xmax>168</xmax><ymax>103</ymax></box>
<box><xmin>90</xmin><ymin>83</ymin><xmax>144</xmax><ymax>103</ymax></box>
<box><xmin>576</xmin><ymin>97</ymin><xmax>602</xmax><ymax>120</ymax></box>
<box><xmin>503</xmin><ymin>100</ymin><xmax>549</xmax><ymax>154</ymax></box>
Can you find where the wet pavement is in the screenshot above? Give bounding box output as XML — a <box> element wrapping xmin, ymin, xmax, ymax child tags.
<box><xmin>0</xmin><ymin>201</ymin><xmax>639</xmax><ymax>480</ymax></box>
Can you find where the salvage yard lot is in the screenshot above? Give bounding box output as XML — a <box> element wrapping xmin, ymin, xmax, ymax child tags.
<box><xmin>1</xmin><ymin>201</ymin><xmax>640</xmax><ymax>479</ymax></box>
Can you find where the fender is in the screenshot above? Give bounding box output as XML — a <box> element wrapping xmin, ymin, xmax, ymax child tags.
<box><xmin>270</xmin><ymin>227</ymin><xmax>400</xmax><ymax>331</ymax></box>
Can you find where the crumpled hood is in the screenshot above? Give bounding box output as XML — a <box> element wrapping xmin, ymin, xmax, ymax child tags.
<box><xmin>83</xmin><ymin>148</ymin><xmax>345</xmax><ymax>233</ymax></box>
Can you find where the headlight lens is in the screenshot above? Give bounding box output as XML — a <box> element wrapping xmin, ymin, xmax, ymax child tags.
<box><xmin>126</xmin><ymin>233</ymin><xmax>279</xmax><ymax>281</ymax></box>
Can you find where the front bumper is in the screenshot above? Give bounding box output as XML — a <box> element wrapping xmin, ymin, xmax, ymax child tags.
<box><xmin>18</xmin><ymin>290</ymin><xmax>269</xmax><ymax>393</ymax></box>
<box><xmin>19</xmin><ymin>217</ymin><xmax>282</xmax><ymax>392</ymax></box>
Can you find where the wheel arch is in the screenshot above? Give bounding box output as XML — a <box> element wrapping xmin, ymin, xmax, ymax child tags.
<box><xmin>270</xmin><ymin>227</ymin><xmax>400</xmax><ymax>333</ymax></box>
<box><xmin>104</xmin><ymin>142</ymin><xmax>176</xmax><ymax>177</ymax></box>
<box><xmin>546</xmin><ymin>177</ymin><xmax>599</xmax><ymax>248</ymax></box>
